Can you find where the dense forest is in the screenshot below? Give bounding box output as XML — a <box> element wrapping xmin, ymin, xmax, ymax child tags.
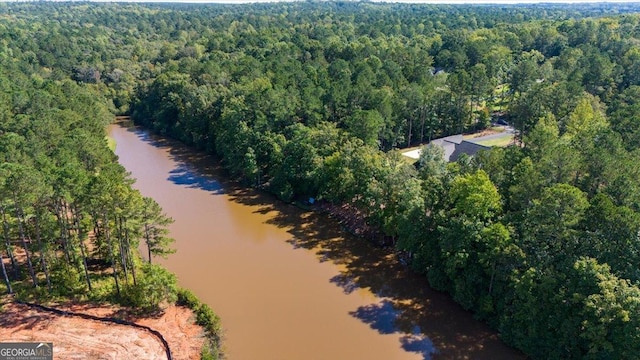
<box><xmin>0</xmin><ymin>3</ymin><xmax>223</xmax><ymax>359</ymax></box>
<box><xmin>2</xmin><ymin>2</ymin><xmax>640</xmax><ymax>359</ymax></box>
<box><xmin>0</xmin><ymin>46</ymin><xmax>180</xmax><ymax>307</ymax></box>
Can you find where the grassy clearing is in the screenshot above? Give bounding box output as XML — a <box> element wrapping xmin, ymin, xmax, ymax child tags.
<box><xmin>474</xmin><ymin>135</ymin><xmax>514</xmax><ymax>147</ymax></box>
<box><xmin>401</xmin><ymin>155</ymin><xmax>418</xmax><ymax>166</ymax></box>
<box><xmin>464</xmin><ymin>127</ymin><xmax>503</xmax><ymax>139</ymax></box>
<box><xmin>490</xmin><ymin>84</ymin><xmax>511</xmax><ymax>112</ymax></box>
<box><xmin>106</xmin><ymin>136</ymin><xmax>116</xmax><ymax>152</ymax></box>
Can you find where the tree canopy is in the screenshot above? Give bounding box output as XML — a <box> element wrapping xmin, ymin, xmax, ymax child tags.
<box><xmin>2</xmin><ymin>2</ymin><xmax>640</xmax><ymax>358</ymax></box>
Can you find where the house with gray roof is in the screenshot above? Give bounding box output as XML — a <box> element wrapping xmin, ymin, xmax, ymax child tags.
<box><xmin>402</xmin><ymin>134</ymin><xmax>491</xmax><ymax>162</ymax></box>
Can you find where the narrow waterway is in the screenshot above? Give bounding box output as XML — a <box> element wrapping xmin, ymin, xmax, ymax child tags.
<box><xmin>108</xmin><ymin>123</ymin><xmax>524</xmax><ymax>360</ymax></box>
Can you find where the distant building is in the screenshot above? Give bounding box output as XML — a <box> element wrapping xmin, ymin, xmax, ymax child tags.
<box><xmin>402</xmin><ymin>134</ymin><xmax>490</xmax><ymax>162</ymax></box>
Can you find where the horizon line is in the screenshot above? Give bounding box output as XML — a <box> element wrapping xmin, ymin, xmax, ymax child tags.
<box><xmin>4</xmin><ymin>0</ymin><xmax>640</xmax><ymax>4</ymax></box>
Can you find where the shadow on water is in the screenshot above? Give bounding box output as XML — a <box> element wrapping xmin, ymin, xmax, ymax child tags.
<box><xmin>350</xmin><ymin>300</ymin><xmax>437</xmax><ymax>359</ymax></box>
<box><xmin>351</xmin><ymin>299</ymin><xmax>399</xmax><ymax>335</ymax></box>
<box><xmin>117</xmin><ymin>122</ymin><xmax>525</xmax><ymax>360</ymax></box>
<box><xmin>329</xmin><ymin>273</ymin><xmax>359</xmax><ymax>294</ymax></box>
<box><xmin>167</xmin><ymin>166</ymin><xmax>224</xmax><ymax>192</ymax></box>
<box><xmin>133</xmin><ymin>129</ymin><xmax>169</xmax><ymax>149</ymax></box>
<box><xmin>120</xmin><ymin>123</ymin><xmax>227</xmax><ymax>195</ymax></box>
<box><xmin>223</xmin><ymin>190</ymin><xmax>526</xmax><ymax>360</ymax></box>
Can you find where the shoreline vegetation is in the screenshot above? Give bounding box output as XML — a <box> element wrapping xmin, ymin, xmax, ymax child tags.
<box><xmin>2</xmin><ymin>2</ymin><xmax>640</xmax><ymax>359</ymax></box>
<box><xmin>127</xmin><ymin>4</ymin><xmax>640</xmax><ymax>360</ymax></box>
<box><xmin>0</xmin><ymin>11</ymin><xmax>222</xmax><ymax>360</ymax></box>
<box><xmin>1</xmin><ymin>129</ymin><xmax>224</xmax><ymax>358</ymax></box>
<box><xmin>0</xmin><ymin>112</ymin><xmax>223</xmax><ymax>357</ymax></box>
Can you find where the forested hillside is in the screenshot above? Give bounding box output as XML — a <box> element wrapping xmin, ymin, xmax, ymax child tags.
<box><xmin>2</xmin><ymin>2</ymin><xmax>640</xmax><ymax>359</ymax></box>
<box><xmin>0</xmin><ymin>4</ymin><xmax>227</xmax><ymax>357</ymax></box>
<box><xmin>0</xmin><ymin>34</ymin><xmax>181</xmax><ymax>308</ymax></box>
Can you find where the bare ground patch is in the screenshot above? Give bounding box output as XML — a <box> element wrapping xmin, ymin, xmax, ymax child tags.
<box><xmin>0</xmin><ymin>298</ymin><xmax>205</xmax><ymax>360</ymax></box>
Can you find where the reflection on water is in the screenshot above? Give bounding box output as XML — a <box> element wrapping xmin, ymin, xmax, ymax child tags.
<box><xmin>109</xmin><ymin>122</ymin><xmax>525</xmax><ymax>360</ymax></box>
<box><xmin>401</xmin><ymin>330</ymin><xmax>437</xmax><ymax>360</ymax></box>
<box><xmin>352</xmin><ymin>299</ymin><xmax>399</xmax><ymax>334</ymax></box>
<box><xmin>329</xmin><ymin>273</ymin><xmax>359</xmax><ymax>294</ymax></box>
<box><xmin>350</xmin><ymin>300</ymin><xmax>437</xmax><ymax>359</ymax></box>
<box><xmin>168</xmin><ymin>165</ymin><xmax>224</xmax><ymax>193</ymax></box>
<box><xmin>248</xmin><ymin>194</ymin><xmax>523</xmax><ymax>359</ymax></box>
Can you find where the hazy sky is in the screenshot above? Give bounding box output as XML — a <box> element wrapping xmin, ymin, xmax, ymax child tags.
<box><xmin>388</xmin><ymin>0</ymin><xmax>640</xmax><ymax>2</ymax></box>
<box><xmin>88</xmin><ymin>0</ymin><xmax>640</xmax><ymax>4</ymax></box>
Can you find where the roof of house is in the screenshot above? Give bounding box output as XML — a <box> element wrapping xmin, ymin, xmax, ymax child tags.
<box><xmin>402</xmin><ymin>134</ymin><xmax>490</xmax><ymax>162</ymax></box>
<box><xmin>449</xmin><ymin>140</ymin><xmax>490</xmax><ymax>161</ymax></box>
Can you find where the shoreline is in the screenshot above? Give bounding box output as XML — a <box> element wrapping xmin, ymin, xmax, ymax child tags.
<box><xmin>117</xmin><ymin>121</ymin><xmax>524</xmax><ymax>359</ymax></box>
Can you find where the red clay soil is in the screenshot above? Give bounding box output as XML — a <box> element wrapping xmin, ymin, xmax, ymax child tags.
<box><xmin>0</xmin><ymin>298</ymin><xmax>205</xmax><ymax>360</ymax></box>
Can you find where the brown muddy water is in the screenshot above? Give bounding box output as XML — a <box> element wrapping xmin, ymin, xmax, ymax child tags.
<box><xmin>108</xmin><ymin>123</ymin><xmax>524</xmax><ymax>360</ymax></box>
